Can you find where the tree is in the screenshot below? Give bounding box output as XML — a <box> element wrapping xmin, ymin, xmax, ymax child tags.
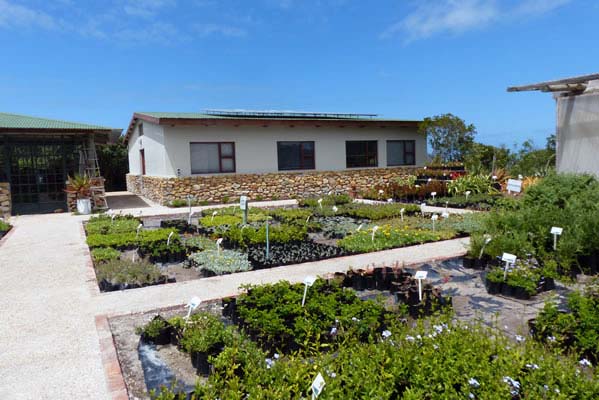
<box><xmin>418</xmin><ymin>113</ymin><xmax>476</xmax><ymax>163</ymax></box>
<box><xmin>463</xmin><ymin>142</ymin><xmax>513</xmax><ymax>174</ymax></box>
<box><xmin>97</xmin><ymin>136</ymin><xmax>129</xmax><ymax>191</ymax></box>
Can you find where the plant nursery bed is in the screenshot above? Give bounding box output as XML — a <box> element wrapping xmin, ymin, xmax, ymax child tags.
<box><xmin>85</xmin><ymin>199</ymin><xmax>476</xmax><ymax>293</ymax></box>
<box><xmin>108</xmin><ymin>265</ymin><xmax>598</xmax><ymax>399</ymax></box>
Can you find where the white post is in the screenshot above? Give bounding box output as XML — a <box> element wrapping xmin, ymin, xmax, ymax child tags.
<box><xmin>318</xmin><ymin>198</ymin><xmax>323</xmax><ymax>209</ymax></box>
<box><xmin>216</xmin><ymin>238</ymin><xmax>223</xmax><ymax>256</ymax></box>
<box><xmin>302</xmin><ymin>276</ymin><xmax>316</xmax><ymax>307</ymax></box>
<box><xmin>551</xmin><ymin>227</ymin><xmax>563</xmax><ymax>251</ymax></box>
<box><xmin>136</xmin><ymin>223</ymin><xmax>143</xmax><ymax>238</ymax></box>
<box><xmin>400</xmin><ymin>208</ymin><xmax>405</xmax><ymax>221</ymax></box>
<box><xmin>445</xmin><ymin>201</ymin><xmax>449</xmax><ymax>212</ymax></box>
<box><xmin>431</xmin><ymin>191</ymin><xmax>436</xmax><ymax>201</ymax></box>
<box><xmin>420</xmin><ymin>203</ymin><xmax>426</xmax><ymax>218</ymax></box>
<box><xmin>431</xmin><ymin>214</ymin><xmax>438</xmax><ymax>231</ymax></box>
<box><xmin>167</xmin><ymin>231</ymin><xmax>175</xmax><ymax>247</ymax></box>
<box><xmin>371</xmin><ymin>225</ymin><xmax>379</xmax><ymax>242</ymax></box>
<box><xmin>414</xmin><ymin>271</ymin><xmax>428</xmax><ymax>302</ymax></box>
<box><xmin>211</xmin><ymin>210</ymin><xmax>218</xmax><ymax>222</ymax></box>
<box><xmin>356</xmin><ymin>223</ymin><xmax>363</xmax><ymax>231</ymax></box>
<box><xmin>465</xmin><ymin>191</ymin><xmax>471</xmax><ymax>202</ymax></box>
<box><xmin>479</xmin><ymin>235</ymin><xmax>492</xmax><ymax>259</ymax></box>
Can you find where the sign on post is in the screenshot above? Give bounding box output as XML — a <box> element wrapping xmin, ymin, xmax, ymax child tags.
<box><xmin>507</xmin><ymin>179</ymin><xmax>522</xmax><ymax>194</ymax></box>
<box><xmin>415</xmin><ymin>271</ymin><xmax>428</xmax><ymax>302</ymax></box>
<box><xmin>301</xmin><ymin>275</ymin><xmax>316</xmax><ymax>307</ymax></box>
<box><xmin>431</xmin><ymin>214</ymin><xmax>439</xmax><ymax>231</ymax></box>
<box><xmin>501</xmin><ymin>252</ymin><xmax>517</xmax><ymax>280</ymax></box>
<box><xmin>311</xmin><ymin>373</ymin><xmax>326</xmax><ymax>399</ymax></box>
<box><xmin>240</xmin><ymin>195</ymin><xmax>248</xmax><ymax>224</ymax></box>
<box><xmin>551</xmin><ymin>226</ymin><xmax>563</xmax><ymax>250</ymax></box>
<box><xmin>185</xmin><ymin>296</ymin><xmax>201</xmax><ymax>322</ymax></box>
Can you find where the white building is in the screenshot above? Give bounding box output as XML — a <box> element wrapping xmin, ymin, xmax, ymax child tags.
<box><xmin>508</xmin><ymin>73</ymin><xmax>599</xmax><ymax>175</ymax></box>
<box><xmin>124</xmin><ymin>110</ymin><xmax>426</xmax><ymax>177</ymax></box>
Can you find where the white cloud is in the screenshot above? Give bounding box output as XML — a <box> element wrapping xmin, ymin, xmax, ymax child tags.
<box><xmin>123</xmin><ymin>0</ymin><xmax>175</xmax><ymax>18</ymax></box>
<box><xmin>0</xmin><ymin>0</ymin><xmax>58</xmax><ymax>30</ymax></box>
<box><xmin>193</xmin><ymin>23</ymin><xmax>247</xmax><ymax>37</ymax></box>
<box><xmin>385</xmin><ymin>0</ymin><xmax>572</xmax><ymax>42</ymax></box>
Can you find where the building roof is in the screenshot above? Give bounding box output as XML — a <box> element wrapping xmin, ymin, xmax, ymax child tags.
<box><xmin>124</xmin><ymin>110</ymin><xmax>421</xmax><ymax>142</ymax></box>
<box><xmin>0</xmin><ymin>112</ymin><xmax>116</xmax><ymax>132</ymax></box>
<box><xmin>507</xmin><ymin>73</ymin><xmax>599</xmax><ymax>93</ymax></box>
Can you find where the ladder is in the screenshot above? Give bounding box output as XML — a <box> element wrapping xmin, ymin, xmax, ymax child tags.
<box><xmin>79</xmin><ymin>138</ymin><xmax>108</xmax><ymax>210</ymax></box>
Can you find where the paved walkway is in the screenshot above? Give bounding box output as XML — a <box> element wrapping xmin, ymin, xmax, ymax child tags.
<box><xmin>0</xmin><ymin>212</ymin><xmax>468</xmax><ymax>400</ymax></box>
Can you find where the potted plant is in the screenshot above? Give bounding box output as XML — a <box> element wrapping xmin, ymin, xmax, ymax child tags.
<box><xmin>66</xmin><ymin>174</ymin><xmax>92</xmax><ymax>214</ymax></box>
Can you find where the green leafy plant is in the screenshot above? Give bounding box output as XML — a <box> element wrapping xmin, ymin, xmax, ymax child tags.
<box><xmin>189</xmin><ymin>249</ymin><xmax>252</xmax><ymax>275</ymax></box>
<box><xmin>91</xmin><ymin>247</ymin><xmax>121</xmax><ymax>263</ymax></box>
<box><xmin>96</xmin><ymin>259</ymin><xmax>163</xmax><ymax>285</ymax></box>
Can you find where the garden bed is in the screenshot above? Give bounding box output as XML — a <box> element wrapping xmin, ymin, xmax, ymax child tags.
<box><xmin>84</xmin><ymin>198</ymin><xmax>474</xmax><ymax>292</ymax></box>
<box><xmin>108</xmin><ymin>267</ymin><xmax>597</xmax><ymax>399</ymax></box>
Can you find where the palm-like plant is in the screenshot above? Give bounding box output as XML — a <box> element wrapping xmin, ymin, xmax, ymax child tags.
<box><xmin>66</xmin><ymin>173</ymin><xmax>91</xmax><ymax>199</ymax></box>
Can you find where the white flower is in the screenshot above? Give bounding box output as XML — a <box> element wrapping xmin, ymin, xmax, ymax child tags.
<box><xmin>515</xmin><ymin>335</ymin><xmax>525</xmax><ymax>343</ymax></box>
<box><xmin>579</xmin><ymin>358</ymin><xmax>592</xmax><ymax>367</ymax></box>
<box><xmin>265</xmin><ymin>358</ymin><xmax>274</xmax><ymax>369</ymax></box>
<box><xmin>274</xmin><ymin>353</ymin><xmax>280</xmax><ymax>360</ymax></box>
<box><xmin>330</xmin><ymin>327</ymin><xmax>338</xmax><ymax>335</ymax></box>
<box><xmin>382</xmin><ymin>330</ymin><xmax>392</xmax><ymax>339</ymax></box>
<box><xmin>468</xmin><ymin>378</ymin><xmax>480</xmax><ymax>388</ymax></box>
<box><xmin>351</xmin><ymin>317</ymin><xmax>360</xmax><ymax>322</ymax></box>
<box><xmin>468</xmin><ymin>393</ymin><xmax>475</xmax><ymax>399</ymax></box>
<box><xmin>416</xmin><ymin>334</ymin><xmax>422</xmax><ymax>340</ymax></box>
<box><xmin>502</xmin><ymin>376</ymin><xmax>520</xmax><ymax>389</ymax></box>
<box><xmin>525</xmin><ymin>363</ymin><xmax>539</xmax><ymax>370</ymax></box>
<box><xmin>554</xmin><ymin>388</ymin><xmax>560</xmax><ymax>394</ymax></box>
<box><xmin>433</xmin><ymin>344</ymin><xmax>439</xmax><ymax>350</ymax></box>
<box><xmin>405</xmin><ymin>335</ymin><xmax>416</xmax><ymax>342</ymax></box>
<box><xmin>547</xmin><ymin>335</ymin><xmax>556</xmax><ymax>342</ymax></box>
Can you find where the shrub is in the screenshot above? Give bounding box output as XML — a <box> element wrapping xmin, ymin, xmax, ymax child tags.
<box><xmin>181</xmin><ymin>313</ymin><xmax>234</xmax><ymax>354</ymax></box>
<box><xmin>298</xmin><ymin>194</ymin><xmax>351</xmax><ymax>208</ymax></box>
<box><xmin>96</xmin><ymin>259</ymin><xmax>163</xmax><ymax>285</ymax></box>
<box><xmin>0</xmin><ymin>219</ymin><xmax>11</xmax><ymax>232</ymax></box>
<box><xmin>189</xmin><ymin>249</ymin><xmax>252</xmax><ymax>275</ymax></box>
<box><xmin>447</xmin><ymin>174</ymin><xmax>498</xmax><ymax>195</ymax></box>
<box><xmin>338</xmin><ymin>225</ymin><xmax>451</xmax><ymax>253</ymax></box>
<box><xmin>247</xmin><ymin>241</ymin><xmax>346</xmax><ymax>268</ymax></box>
<box><xmin>91</xmin><ymin>247</ymin><xmax>120</xmax><ymax>263</ymax></box>
<box><xmin>340</xmin><ymin>203</ymin><xmax>420</xmax><ymax>220</ymax></box>
<box><xmin>222</xmin><ymin>224</ymin><xmax>307</xmax><ymax>248</ymax></box>
<box><xmin>85</xmin><ymin>215</ymin><xmax>140</xmax><ymax>235</ymax></box>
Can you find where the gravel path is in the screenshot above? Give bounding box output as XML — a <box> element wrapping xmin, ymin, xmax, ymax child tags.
<box><xmin>0</xmin><ymin>211</ymin><xmax>468</xmax><ymax>400</ymax></box>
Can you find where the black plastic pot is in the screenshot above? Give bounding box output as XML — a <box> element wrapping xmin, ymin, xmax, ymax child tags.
<box><xmin>462</xmin><ymin>256</ymin><xmax>475</xmax><ymax>269</ymax></box>
<box><xmin>542</xmin><ymin>277</ymin><xmax>555</xmax><ymax>291</ymax></box>
<box><xmin>485</xmin><ymin>278</ymin><xmax>502</xmax><ymax>294</ymax></box>
<box><xmin>352</xmin><ymin>273</ymin><xmax>366</xmax><ymax>291</ymax></box>
<box><xmin>365</xmin><ymin>275</ymin><xmax>376</xmax><ymax>290</ymax></box>
<box><xmin>191</xmin><ymin>351</ymin><xmax>212</xmax><ymax>376</ymax></box>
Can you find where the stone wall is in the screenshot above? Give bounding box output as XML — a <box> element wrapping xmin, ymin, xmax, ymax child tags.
<box><xmin>66</xmin><ymin>177</ymin><xmax>107</xmax><ymax>212</ymax></box>
<box><xmin>0</xmin><ymin>182</ymin><xmax>10</xmax><ymax>217</ymax></box>
<box><xmin>126</xmin><ymin>167</ymin><xmax>416</xmax><ymax>205</ymax></box>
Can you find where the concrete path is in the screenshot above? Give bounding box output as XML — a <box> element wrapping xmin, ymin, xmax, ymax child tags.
<box><xmin>0</xmin><ymin>212</ymin><xmax>468</xmax><ymax>400</ymax></box>
<box><xmin>0</xmin><ymin>213</ymin><xmax>109</xmax><ymax>400</ymax></box>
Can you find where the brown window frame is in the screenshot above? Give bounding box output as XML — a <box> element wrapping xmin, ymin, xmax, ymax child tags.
<box><xmin>138</xmin><ymin>122</ymin><xmax>144</xmax><ymax>136</ymax></box>
<box><xmin>345</xmin><ymin>140</ymin><xmax>378</xmax><ymax>168</ymax></box>
<box><xmin>140</xmin><ymin>149</ymin><xmax>146</xmax><ymax>175</ymax></box>
<box><xmin>277</xmin><ymin>141</ymin><xmax>315</xmax><ymax>171</ymax></box>
<box><xmin>387</xmin><ymin>140</ymin><xmax>416</xmax><ymax>166</ymax></box>
<box><xmin>190</xmin><ymin>142</ymin><xmax>236</xmax><ymax>174</ymax></box>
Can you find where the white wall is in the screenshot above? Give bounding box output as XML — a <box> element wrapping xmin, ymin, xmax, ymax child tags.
<box><xmin>127</xmin><ymin>121</ymin><xmax>169</xmax><ymax>176</ymax></box>
<box><xmin>130</xmin><ymin>123</ymin><xmax>426</xmax><ymax>177</ymax></box>
<box><xmin>557</xmin><ymin>92</ymin><xmax>599</xmax><ymax>176</ymax></box>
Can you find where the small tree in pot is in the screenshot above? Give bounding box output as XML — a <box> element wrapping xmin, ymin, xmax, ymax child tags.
<box><xmin>66</xmin><ymin>174</ymin><xmax>92</xmax><ymax>214</ymax></box>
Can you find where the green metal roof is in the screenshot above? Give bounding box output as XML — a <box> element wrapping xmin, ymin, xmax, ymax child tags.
<box><xmin>0</xmin><ymin>112</ymin><xmax>115</xmax><ymax>131</ymax></box>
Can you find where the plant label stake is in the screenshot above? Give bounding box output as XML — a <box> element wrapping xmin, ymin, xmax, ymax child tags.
<box><xmin>465</xmin><ymin>191</ymin><xmax>471</xmax><ymax>201</ymax></box>
<box><xmin>501</xmin><ymin>253</ymin><xmax>517</xmax><ymax>280</ymax></box>
<box><xmin>431</xmin><ymin>214</ymin><xmax>438</xmax><ymax>231</ymax></box>
<box><xmin>441</xmin><ymin>212</ymin><xmax>450</xmax><ymax>219</ymax></box>
<box><xmin>431</xmin><ymin>191</ymin><xmax>437</xmax><ymax>200</ymax></box>
<box><xmin>332</xmin><ymin>206</ymin><xmax>338</xmax><ymax>213</ymax></box>
<box><xmin>400</xmin><ymin>208</ymin><xmax>405</xmax><ymax>221</ymax></box>
<box><xmin>420</xmin><ymin>203</ymin><xmax>426</xmax><ymax>217</ymax></box>
<box><xmin>184</xmin><ymin>296</ymin><xmax>201</xmax><ymax>326</ymax></box>
<box><xmin>550</xmin><ymin>227</ymin><xmax>563</xmax><ymax>250</ymax></box>
<box><xmin>216</xmin><ymin>238</ymin><xmax>223</xmax><ymax>256</ymax></box>
<box><xmin>265</xmin><ymin>218</ymin><xmax>270</xmax><ymax>259</ymax></box>
<box><xmin>387</xmin><ymin>198</ymin><xmax>393</xmax><ymax>203</ymax></box>
<box><xmin>311</xmin><ymin>372</ymin><xmax>326</xmax><ymax>399</ymax></box>
<box><xmin>318</xmin><ymin>198</ymin><xmax>323</xmax><ymax>209</ymax></box>
<box><xmin>328</xmin><ymin>190</ymin><xmax>333</xmax><ymax>196</ymax></box>
<box><xmin>240</xmin><ymin>195</ymin><xmax>248</xmax><ymax>224</ymax></box>
<box><xmin>371</xmin><ymin>225</ymin><xmax>379</xmax><ymax>242</ymax></box>
<box><xmin>211</xmin><ymin>210</ymin><xmax>218</xmax><ymax>222</ymax></box>
<box><xmin>136</xmin><ymin>223</ymin><xmax>143</xmax><ymax>238</ymax></box>
<box><xmin>356</xmin><ymin>223</ymin><xmax>363</xmax><ymax>231</ymax></box>
<box><xmin>306</xmin><ymin>215</ymin><xmax>311</xmax><ymax>224</ymax></box>
<box><xmin>167</xmin><ymin>231</ymin><xmax>175</xmax><ymax>247</ymax></box>
<box><xmin>111</xmin><ymin>214</ymin><xmax>116</xmax><ymax>224</ymax></box>
<box><xmin>445</xmin><ymin>201</ymin><xmax>449</xmax><ymax>212</ymax></box>
<box><xmin>301</xmin><ymin>275</ymin><xmax>316</xmax><ymax>307</ymax></box>
<box><xmin>414</xmin><ymin>271</ymin><xmax>428</xmax><ymax>302</ymax></box>
<box><xmin>188</xmin><ymin>211</ymin><xmax>194</xmax><ymax>225</ymax></box>
<box><xmin>479</xmin><ymin>235</ymin><xmax>492</xmax><ymax>259</ymax></box>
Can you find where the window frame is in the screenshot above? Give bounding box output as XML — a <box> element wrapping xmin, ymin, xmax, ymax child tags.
<box><xmin>345</xmin><ymin>140</ymin><xmax>378</xmax><ymax>168</ymax></box>
<box><xmin>138</xmin><ymin>122</ymin><xmax>144</xmax><ymax>137</ymax></box>
<box><xmin>276</xmin><ymin>141</ymin><xmax>316</xmax><ymax>171</ymax></box>
<box><xmin>190</xmin><ymin>142</ymin><xmax>236</xmax><ymax>174</ymax></box>
<box><xmin>386</xmin><ymin>140</ymin><xmax>416</xmax><ymax>166</ymax></box>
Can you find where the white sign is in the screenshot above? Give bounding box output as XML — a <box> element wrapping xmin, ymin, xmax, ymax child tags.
<box><xmin>415</xmin><ymin>271</ymin><xmax>428</xmax><ymax>280</ymax></box>
<box><xmin>304</xmin><ymin>275</ymin><xmax>316</xmax><ymax>287</ymax></box>
<box><xmin>551</xmin><ymin>227</ymin><xmax>563</xmax><ymax>235</ymax></box>
<box><xmin>431</xmin><ymin>191</ymin><xmax>437</xmax><ymax>199</ymax></box>
<box><xmin>441</xmin><ymin>212</ymin><xmax>450</xmax><ymax>219</ymax></box>
<box><xmin>239</xmin><ymin>195</ymin><xmax>248</xmax><ymax>210</ymax></box>
<box><xmin>187</xmin><ymin>296</ymin><xmax>201</xmax><ymax>310</ymax></box>
<box><xmin>311</xmin><ymin>373</ymin><xmax>326</xmax><ymax>398</ymax></box>
<box><xmin>501</xmin><ymin>252</ymin><xmax>517</xmax><ymax>264</ymax></box>
<box><xmin>431</xmin><ymin>214</ymin><xmax>439</xmax><ymax>221</ymax></box>
<box><xmin>507</xmin><ymin>179</ymin><xmax>522</xmax><ymax>193</ymax></box>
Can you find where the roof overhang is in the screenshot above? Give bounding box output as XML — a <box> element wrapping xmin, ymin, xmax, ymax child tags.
<box><xmin>124</xmin><ymin>112</ymin><xmax>421</xmax><ymax>143</ymax></box>
<box><xmin>0</xmin><ymin>128</ymin><xmax>119</xmax><ymax>144</ymax></box>
<box><xmin>507</xmin><ymin>73</ymin><xmax>599</xmax><ymax>94</ymax></box>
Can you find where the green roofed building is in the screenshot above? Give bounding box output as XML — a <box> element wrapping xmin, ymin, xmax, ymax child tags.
<box><xmin>0</xmin><ymin>112</ymin><xmax>120</xmax><ymax>215</ymax></box>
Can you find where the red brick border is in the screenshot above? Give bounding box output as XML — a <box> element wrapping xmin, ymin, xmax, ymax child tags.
<box><xmin>79</xmin><ymin>222</ymin><xmax>101</xmax><ymax>296</ymax></box>
<box><xmin>96</xmin><ymin>314</ymin><xmax>129</xmax><ymax>400</ymax></box>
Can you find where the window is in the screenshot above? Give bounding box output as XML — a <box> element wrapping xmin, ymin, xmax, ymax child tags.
<box><xmin>387</xmin><ymin>140</ymin><xmax>416</xmax><ymax>166</ymax></box>
<box><xmin>190</xmin><ymin>142</ymin><xmax>235</xmax><ymax>174</ymax></box>
<box><xmin>346</xmin><ymin>141</ymin><xmax>378</xmax><ymax>168</ymax></box>
<box><xmin>277</xmin><ymin>141</ymin><xmax>315</xmax><ymax>171</ymax></box>
<box><xmin>138</xmin><ymin>122</ymin><xmax>144</xmax><ymax>136</ymax></box>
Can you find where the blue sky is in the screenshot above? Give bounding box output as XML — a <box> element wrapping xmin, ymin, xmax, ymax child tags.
<box><xmin>0</xmin><ymin>0</ymin><xmax>597</xmax><ymax>148</ymax></box>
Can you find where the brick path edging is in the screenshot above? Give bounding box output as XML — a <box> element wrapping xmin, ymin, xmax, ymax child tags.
<box><xmin>96</xmin><ymin>315</ymin><xmax>129</xmax><ymax>400</ymax></box>
<box><xmin>0</xmin><ymin>225</ymin><xmax>16</xmax><ymax>248</ymax></box>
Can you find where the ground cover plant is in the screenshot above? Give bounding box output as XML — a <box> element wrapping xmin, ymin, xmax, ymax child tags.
<box><xmin>0</xmin><ymin>218</ymin><xmax>12</xmax><ymax>239</ymax></box>
<box><xmin>141</xmin><ymin>279</ymin><xmax>598</xmax><ymax>399</ymax></box>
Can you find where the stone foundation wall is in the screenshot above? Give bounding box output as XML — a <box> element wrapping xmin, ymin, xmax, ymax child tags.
<box><xmin>0</xmin><ymin>182</ymin><xmax>10</xmax><ymax>217</ymax></box>
<box><xmin>126</xmin><ymin>168</ymin><xmax>416</xmax><ymax>205</ymax></box>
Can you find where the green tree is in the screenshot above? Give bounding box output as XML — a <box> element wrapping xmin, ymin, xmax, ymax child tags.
<box><xmin>464</xmin><ymin>142</ymin><xmax>513</xmax><ymax>174</ymax></box>
<box><xmin>97</xmin><ymin>136</ymin><xmax>129</xmax><ymax>191</ymax></box>
<box><xmin>418</xmin><ymin>113</ymin><xmax>476</xmax><ymax>162</ymax></box>
<box><xmin>510</xmin><ymin>135</ymin><xmax>555</xmax><ymax>176</ymax></box>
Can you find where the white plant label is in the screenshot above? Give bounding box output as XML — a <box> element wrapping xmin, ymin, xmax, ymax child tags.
<box><xmin>371</xmin><ymin>225</ymin><xmax>379</xmax><ymax>242</ymax></box>
<box><xmin>304</xmin><ymin>275</ymin><xmax>316</xmax><ymax>287</ymax></box>
<box><xmin>318</xmin><ymin>198</ymin><xmax>323</xmax><ymax>209</ymax></box>
<box><xmin>441</xmin><ymin>212</ymin><xmax>450</xmax><ymax>219</ymax></box>
<box><xmin>136</xmin><ymin>223</ymin><xmax>143</xmax><ymax>237</ymax></box>
<box><xmin>400</xmin><ymin>208</ymin><xmax>405</xmax><ymax>221</ymax></box>
<box><xmin>501</xmin><ymin>253</ymin><xmax>517</xmax><ymax>264</ymax></box>
<box><xmin>356</xmin><ymin>224</ymin><xmax>363</xmax><ymax>231</ymax></box>
<box><xmin>167</xmin><ymin>231</ymin><xmax>175</xmax><ymax>247</ymax></box>
<box><xmin>507</xmin><ymin>179</ymin><xmax>522</xmax><ymax>194</ymax></box>
<box><xmin>332</xmin><ymin>206</ymin><xmax>338</xmax><ymax>213</ymax></box>
<box><xmin>431</xmin><ymin>191</ymin><xmax>437</xmax><ymax>199</ymax></box>
<box><xmin>311</xmin><ymin>373</ymin><xmax>326</xmax><ymax>398</ymax></box>
<box><xmin>431</xmin><ymin>214</ymin><xmax>439</xmax><ymax>221</ymax></box>
<box><xmin>415</xmin><ymin>271</ymin><xmax>428</xmax><ymax>302</ymax></box>
<box><xmin>239</xmin><ymin>195</ymin><xmax>248</xmax><ymax>210</ymax></box>
<box><xmin>188</xmin><ymin>296</ymin><xmax>201</xmax><ymax>311</ymax></box>
<box><xmin>387</xmin><ymin>198</ymin><xmax>393</xmax><ymax>203</ymax></box>
<box><xmin>551</xmin><ymin>227</ymin><xmax>563</xmax><ymax>235</ymax></box>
